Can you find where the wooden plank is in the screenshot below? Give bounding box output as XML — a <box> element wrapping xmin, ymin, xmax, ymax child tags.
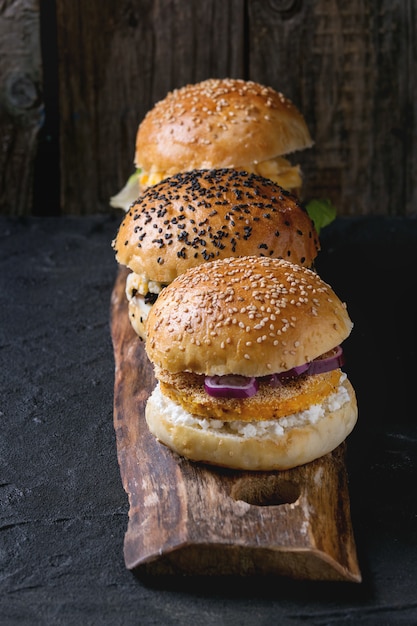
<box><xmin>52</xmin><ymin>0</ymin><xmax>417</xmax><ymax>218</ymax></box>
<box><xmin>1</xmin><ymin>1</ymin><xmax>415</xmax><ymax>218</ymax></box>
<box><xmin>110</xmin><ymin>267</ymin><xmax>361</xmax><ymax>581</ymax></box>
<box><xmin>247</xmin><ymin>0</ymin><xmax>417</xmax><ymax>216</ymax></box>
<box><xmin>55</xmin><ymin>0</ymin><xmax>246</xmax><ymax>215</ymax></box>
<box><xmin>0</xmin><ymin>0</ymin><xmax>42</xmax><ymax>216</ymax></box>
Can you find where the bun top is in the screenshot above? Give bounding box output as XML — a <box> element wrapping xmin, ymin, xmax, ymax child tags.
<box><xmin>145</xmin><ymin>256</ymin><xmax>353</xmax><ymax>377</ymax></box>
<box><xmin>112</xmin><ymin>169</ymin><xmax>320</xmax><ymax>282</ymax></box>
<box><xmin>135</xmin><ymin>78</ymin><xmax>313</xmax><ymax>173</ymax></box>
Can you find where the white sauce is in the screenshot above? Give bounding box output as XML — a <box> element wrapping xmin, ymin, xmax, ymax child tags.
<box><xmin>126</xmin><ymin>271</ymin><xmax>163</xmax><ymax>298</ymax></box>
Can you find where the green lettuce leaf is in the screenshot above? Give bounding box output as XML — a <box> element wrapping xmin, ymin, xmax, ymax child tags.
<box><xmin>305</xmin><ymin>198</ymin><xmax>337</xmax><ymax>234</ymax></box>
<box><xmin>110</xmin><ymin>169</ymin><xmax>142</xmax><ymax>211</ymax></box>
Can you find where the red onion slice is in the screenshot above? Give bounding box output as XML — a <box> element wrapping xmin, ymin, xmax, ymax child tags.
<box><xmin>203</xmin><ymin>346</ymin><xmax>344</xmax><ymax>398</ymax></box>
<box><xmin>275</xmin><ymin>362</ymin><xmax>310</xmax><ymax>382</ymax></box>
<box><xmin>307</xmin><ymin>345</ymin><xmax>345</xmax><ymax>375</ymax></box>
<box><xmin>260</xmin><ymin>374</ymin><xmax>284</xmax><ymax>387</ymax></box>
<box><xmin>204</xmin><ymin>375</ymin><xmax>259</xmax><ymax>398</ymax></box>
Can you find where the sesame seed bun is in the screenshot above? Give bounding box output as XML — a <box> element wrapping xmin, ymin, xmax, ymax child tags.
<box><xmin>135</xmin><ymin>78</ymin><xmax>313</xmax><ymax>194</ymax></box>
<box><xmin>145</xmin><ymin>257</ymin><xmax>352</xmax><ymax>377</ymax></box>
<box><xmin>110</xmin><ymin>78</ymin><xmax>314</xmax><ymax>212</ymax></box>
<box><xmin>144</xmin><ymin>256</ymin><xmax>357</xmax><ymax>470</ymax></box>
<box><xmin>112</xmin><ymin>169</ymin><xmax>320</xmax><ymax>340</ymax></box>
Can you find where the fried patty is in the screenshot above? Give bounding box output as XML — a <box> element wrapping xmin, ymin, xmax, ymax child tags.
<box><xmin>155</xmin><ymin>366</ymin><xmax>342</xmax><ymax>422</ymax></box>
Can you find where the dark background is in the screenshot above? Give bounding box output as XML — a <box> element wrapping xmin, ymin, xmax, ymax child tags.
<box><xmin>0</xmin><ymin>1</ymin><xmax>416</xmax><ymax>217</ymax></box>
<box><xmin>1</xmin><ymin>2</ymin><xmax>416</xmax><ymax>624</ymax></box>
<box><xmin>1</xmin><ymin>214</ymin><xmax>416</xmax><ymax>624</ymax></box>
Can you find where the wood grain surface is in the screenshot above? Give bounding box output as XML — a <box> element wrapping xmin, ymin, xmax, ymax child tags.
<box><xmin>1</xmin><ymin>2</ymin><xmax>415</xmax><ymax>217</ymax></box>
<box><xmin>110</xmin><ymin>268</ymin><xmax>361</xmax><ymax>581</ymax></box>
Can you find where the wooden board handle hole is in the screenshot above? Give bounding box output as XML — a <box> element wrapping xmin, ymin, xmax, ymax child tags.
<box><xmin>231</xmin><ymin>476</ymin><xmax>300</xmax><ymax>507</ymax></box>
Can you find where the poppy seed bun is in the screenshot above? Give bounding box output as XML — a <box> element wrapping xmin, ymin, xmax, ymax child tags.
<box><xmin>112</xmin><ymin>169</ymin><xmax>320</xmax><ymax>340</ymax></box>
<box><xmin>135</xmin><ymin>78</ymin><xmax>313</xmax><ymax>175</ymax></box>
<box><xmin>145</xmin><ymin>256</ymin><xmax>353</xmax><ymax>378</ymax></box>
<box><xmin>113</xmin><ymin>169</ymin><xmax>319</xmax><ymax>282</ymax></box>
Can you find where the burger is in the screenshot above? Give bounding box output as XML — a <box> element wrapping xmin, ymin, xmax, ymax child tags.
<box><xmin>111</xmin><ymin>168</ymin><xmax>320</xmax><ymax>341</ymax></box>
<box><xmin>110</xmin><ymin>77</ymin><xmax>313</xmax><ymax>211</ymax></box>
<box><xmin>144</xmin><ymin>256</ymin><xmax>358</xmax><ymax>471</ymax></box>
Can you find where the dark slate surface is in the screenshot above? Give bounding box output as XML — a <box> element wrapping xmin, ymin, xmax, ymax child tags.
<box><xmin>1</xmin><ymin>214</ymin><xmax>416</xmax><ymax>625</ymax></box>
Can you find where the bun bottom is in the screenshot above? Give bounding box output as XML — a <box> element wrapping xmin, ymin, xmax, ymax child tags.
<box><xmin>145</xmin><ymin>377</ymin><xmax>358</xmax><ymax>471</ymax></box>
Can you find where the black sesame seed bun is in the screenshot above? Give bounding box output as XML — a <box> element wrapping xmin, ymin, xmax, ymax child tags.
<box><xmin>114</xmin><ymin>169</ymin><xmax>320</xmax><ymax>283</ymax></box>
<box><xmin>144</xmin><ymin>256</ymin><xmax>358</xmax><ymax>470</ymax></box>
<box><xmin>112</xmin><ymin>169</ymin><xmax>320</xmax><ymax>340</ymax></box>
<box><xmin>135</xmin><ymin>78</ymin><xmax>313</xmax><ymax>195</ymax></box>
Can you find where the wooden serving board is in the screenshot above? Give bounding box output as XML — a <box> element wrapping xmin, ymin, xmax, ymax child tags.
<box><xmin>110</xmin><ymin>268</ymin><xmax>361</xmax><ymax>582</ymax></box>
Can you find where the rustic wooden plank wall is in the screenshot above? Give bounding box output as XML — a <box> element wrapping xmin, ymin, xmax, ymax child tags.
<box><xmin>0</xmin><ymin>0</ymin><xmax>416</xmax><ymax>217</ymax></box>
<box><xmin>0</xmin><ymin>0</ymin><xmax>43</xmax><ymax>217</ymax></box>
